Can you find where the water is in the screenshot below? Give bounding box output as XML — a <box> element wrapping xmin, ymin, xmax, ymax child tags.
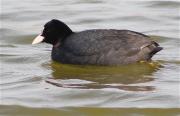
<box><xmin>0</xmin><ymin>0</ymin><xmax>180</xmax><ymax>115</ymax></box>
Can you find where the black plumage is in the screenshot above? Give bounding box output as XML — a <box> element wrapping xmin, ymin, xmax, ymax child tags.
<box><xmin>33</xmin><ymin>19</ymin><xmax>162</xmax><ymax>65</ymax></box>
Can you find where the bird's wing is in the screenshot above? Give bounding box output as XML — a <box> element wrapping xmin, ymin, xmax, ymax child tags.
<box><xmin>63</xmin><ymin>30</ymin><xmax>151</xmax><ymax>57</ymax></box>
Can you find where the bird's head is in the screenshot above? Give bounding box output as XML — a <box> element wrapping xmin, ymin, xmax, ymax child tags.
<box><xmin>32</xmin><ymin>19</ymin><xmax>73</xmax><ymax>45</ymax></box>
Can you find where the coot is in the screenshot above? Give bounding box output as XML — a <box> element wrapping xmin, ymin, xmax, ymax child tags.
<box><xmin>32</xmin><ymin>19</ymin><xmax>162</xmax><ymax>65</ymax></box>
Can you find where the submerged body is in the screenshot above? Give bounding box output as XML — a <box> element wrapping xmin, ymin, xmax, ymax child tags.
<box><xmin>32</xmin><ymin>19</ymin><xmax>162</xmax><ymax>65</ymax></box>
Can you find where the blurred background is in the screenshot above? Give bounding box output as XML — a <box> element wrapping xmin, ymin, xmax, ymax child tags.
<box><xmin>0</xmin><ymin>0</ymin><xmax>180</xmax><ymax>116</ymax></box>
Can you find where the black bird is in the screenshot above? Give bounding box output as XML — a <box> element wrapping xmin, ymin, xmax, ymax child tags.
<box><xmin>32</xmin><ymin>19</ymin><xmax>162</xmax><ymax>65</ymax></box>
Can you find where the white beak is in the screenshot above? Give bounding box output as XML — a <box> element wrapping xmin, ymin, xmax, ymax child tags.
<box><xmin>32</xmin><ymin>34</ymin><xmax>45</xmax><ymax>44</ymax></box>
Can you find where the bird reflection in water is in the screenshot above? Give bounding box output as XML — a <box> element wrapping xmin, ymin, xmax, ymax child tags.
<box><xmin>44</xmin><ymin>61</ymin><xmax>163</xmax><ymax>92</ymax></box>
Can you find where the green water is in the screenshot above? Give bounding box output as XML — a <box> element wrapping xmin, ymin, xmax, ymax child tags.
<box><xmin>0</xmin><ymin>0</ymin><xmax>180</xmax><ymax>116</ymax></box>
<box><xmin>0</xmin><ymin>105</ymin><xmax>179</xmax><ymax>116</ymax></box>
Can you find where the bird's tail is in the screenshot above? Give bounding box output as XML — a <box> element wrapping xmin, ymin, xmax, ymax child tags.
<box><xmin>140</xmin><ymin>41</ymin><xmax>163</xmax><ymax>60</ymax></box>
<box><xmin>150</xmin><ymin>46</ymin><xmax>163</xmax><ymax>55</ymax></box>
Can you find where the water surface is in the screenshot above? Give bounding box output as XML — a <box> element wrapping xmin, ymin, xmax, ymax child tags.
<box><xmin>1</xmin><ymin>0</ymin><xmax>180</xmax><ymax>115</ymax></box>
